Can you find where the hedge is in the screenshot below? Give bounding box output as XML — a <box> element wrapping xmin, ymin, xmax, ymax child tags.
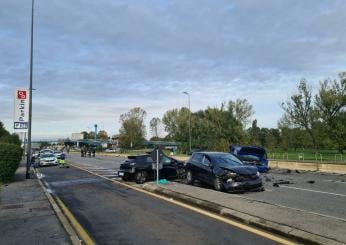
<box><xmin>0</xmin><ymin>143</ymin><xmax>23</xmax><ymax>182</ymax></box>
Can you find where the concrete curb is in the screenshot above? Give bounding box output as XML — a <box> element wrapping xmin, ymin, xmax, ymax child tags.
<box><xmin>141</xmin><ymin>183</ymin><xmax>345</xmax><ymax>245</ymax></box>
<box><xmin>32</xmin><ymin>168</ymin><xmax>83</xmax><ymax>245</ymax></box>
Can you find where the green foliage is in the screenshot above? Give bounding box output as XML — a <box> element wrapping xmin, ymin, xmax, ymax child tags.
<box><xmin>119</xmin><ymin>107</ymin><xmax>147</xmax><ymax>149</ymax></box>
<box><xmin>97</xmin><ymin>130</ymin><xmax>108</xmax><ymax>140</ymax></box>
<box><xmin>162</xmin><ymin>102</ymin><xmax>246</xmax><ymax>153</ymax></box>
<box><xmin>39</xmin><ymin>141</ymin><xmax>50</xmax><ymax>149</ymax></box>
<box><xmin>149</xmin><ymin>117</ymin><xmax>161</xmax><ymax>138</ymax></box>
<box><xmin>281</xmin><ymin>79</ymin><xmax>319</xmax><ymax>150</ymax></box>
<box><xmin>0</xmin><ymin>143</ymin><xmax>23</xmax><ymax>182</ymax></box>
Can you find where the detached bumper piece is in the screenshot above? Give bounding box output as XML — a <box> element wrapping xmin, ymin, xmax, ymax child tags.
<box><xmin>223</xmin><ymin>178</ymin><xmax>263</xmax><ymax>192</ymax></box>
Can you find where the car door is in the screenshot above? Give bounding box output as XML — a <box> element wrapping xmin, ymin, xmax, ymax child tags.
<box><xmin>188</xmin><ymin>153</ymin><xmax>203</xmax><ymax>181</ymax></box>
<box><xmin>160</xmin><ymin>156</ymin><xmax>177</xmax><ymax>179</ymax></box>
<box><xmin>199</xmin><ymin>155</ymin><xmax>213</xmax><ymax>184</ymax></box>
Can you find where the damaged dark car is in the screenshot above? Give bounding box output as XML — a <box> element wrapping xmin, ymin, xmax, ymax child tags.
<box><xmin>185</xmin><ymin>152</ymin><xmax>264</xmax><ymax>192</ymax></box>
<box><xmin>118</xmin><ymin>153</ymin><xmax>185</xmax><ymax>184</ymax></box>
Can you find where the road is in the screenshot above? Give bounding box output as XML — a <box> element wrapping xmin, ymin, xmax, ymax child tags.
<box><xmin>38</xmin><ymin>158</ymin><xmax>281</xmax><ymax>245</ymax></box>
<box><xmin>67</xmin><ymin>153</ymin><xmax>346</xmax><ymax>221</ymax></box>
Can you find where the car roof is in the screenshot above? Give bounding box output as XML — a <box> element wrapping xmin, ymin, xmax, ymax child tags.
<box><xmin>193</xmin><ymin>152</ymin><xmax>231</xmax><ymax>156</ymax></box>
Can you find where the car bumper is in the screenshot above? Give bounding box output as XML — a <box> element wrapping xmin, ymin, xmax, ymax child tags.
<box><xmin>39</xmin><ymin>161</ymin><xmax>58</xmax><ymax>166</ymax></box>
<box><xmin>223</xmin><ymin>178</ymin><xmax>263</xmax><ymax>192</ymax></box>
<box><xmin>257</xmin><ymin>165</ymin><xmax>269</xmax><ymax>173</ymax></box>
<box><xmin>118</xmin><ymin>167</ymin><xmax>136</xmax><ymax>177</ymax></box>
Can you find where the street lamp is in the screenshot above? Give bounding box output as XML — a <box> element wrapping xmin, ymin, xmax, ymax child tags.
<box><xmin>26</xmin><ymin>0</ymin><xmax>35</xmax><ymax>179</ymax></box>
<box><xmin>183</xmin><ymin>91</ymin><xmax>191</xmax><ymax>153</ymax></box>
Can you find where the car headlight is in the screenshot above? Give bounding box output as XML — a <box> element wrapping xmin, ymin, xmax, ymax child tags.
<box><xmin>226</xmin><ymin>171</ymin><xmax>237</xmax><ymax>178</ymax></box>
<box><xmin>129</xmin><ymin>162</ymin><xmax>136</xmax><ymax>166</ymax></box>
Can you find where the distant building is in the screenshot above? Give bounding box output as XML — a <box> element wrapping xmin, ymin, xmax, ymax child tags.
<box><xmin>71</xmin><ymin>133</ymin><xmax>84</xmax><ymax>140</ymax></box>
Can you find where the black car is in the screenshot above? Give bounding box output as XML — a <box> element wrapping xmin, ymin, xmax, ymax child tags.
<box><xmin>118</xmin><ymin>154</ymin><xmax>185</xmax><ymax>184</ymax></box>
<box><xmin>185</xmin><ymin>152</ymin><xmax>263</xmax><ymax>192</ymax></box>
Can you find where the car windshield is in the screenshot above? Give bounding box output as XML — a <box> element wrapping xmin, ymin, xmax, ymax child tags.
<box><xmin>211</xmin><ymin>153</ymin><xmax>243</xmax><ymax>166</ymax></box>
<box><xmin>42</xmin><ymin>154</ymin><xmax>55</xmax><ymax>158</ymax></box>
<box><xmin>239</xmin><ymin>154</ymin><xmax>261</xmax><ymax>161</ymax></box>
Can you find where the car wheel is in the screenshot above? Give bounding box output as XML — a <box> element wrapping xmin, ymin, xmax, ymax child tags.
<box><xmin>213</xmin><ymin>177</ymin><xmax>224</xmax><ymax>192</ymax></box>
<box><xmin>135</xmin><ymin>171</ymin><xmax>147</xmax><ymax>184</ymax></box>
<box><xmin>122</xmin><ymin>174</ymin><xmax>130</xmax><ymax>181</ymax></box>
<box><xmin>186</xmin><ymin>170</ymin><xmax>194</xmax><ymax>185</ymax></box>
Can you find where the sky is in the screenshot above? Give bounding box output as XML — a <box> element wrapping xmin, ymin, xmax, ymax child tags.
<box><xmin>1</xmin><ymin>0</ymin><xmax>346</xmax><ymax>140</ymax></box>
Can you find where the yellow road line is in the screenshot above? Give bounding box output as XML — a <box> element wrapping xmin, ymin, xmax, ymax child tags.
<box><xmin>33</xmin><ymin>168</ymin><xmax>82</xmax><ymax>245</ymax></box>
<box><xmin>69</xmin><ymin>163</ymin><xmax>297</xmax><ymax>245</ymax></box>
<box><xmin>56</xmin><ymin>196</ymin><xmax>95</xmax><ymax>245</ymax></box>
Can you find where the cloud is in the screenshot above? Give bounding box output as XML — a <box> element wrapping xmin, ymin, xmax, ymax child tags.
<box><xmin>1</xmin><ymin>0</ymin><xmax>346</xmax><ymax>139</ymax></box>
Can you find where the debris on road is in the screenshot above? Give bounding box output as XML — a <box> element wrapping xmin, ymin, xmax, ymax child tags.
<box><xmin>307</xmin><ymin>180</ymin><xmax>315</xmax><ymax>184</ymax></box>
<box><xmin>295</xmin><ymin>170</ymin><xmax>300</xmax><ymax>173</ymax></box>
<box><xmin>272</xmin><ymin>180</ymin><xmax>292</xmax><ymax>187</ymax></box>
<box><xmin>286</xmin><ymin>169</ymin><xmax>292</xmax><ymax>174</ymax></box>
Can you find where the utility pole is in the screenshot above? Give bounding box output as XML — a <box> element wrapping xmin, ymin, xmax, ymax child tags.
<box><xmin>183</xmin><ymin>91</ymin><xmax>191</xmax><ymax>153</ymax></box>
<box><xmin>26</xmin><ymin>0</ymin><xmax>34</xmax><ymax>179</ymax></box>
<box><xmin>94</xmin><ymin>124</ymin><xmax>98</xmax><ymax>141</ymax></box>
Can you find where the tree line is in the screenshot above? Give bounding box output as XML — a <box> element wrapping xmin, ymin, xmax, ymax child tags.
<box><xmin>118</xmin><ymin>72</ymin><xmax>345</xmax><ymax>153</ymax></box>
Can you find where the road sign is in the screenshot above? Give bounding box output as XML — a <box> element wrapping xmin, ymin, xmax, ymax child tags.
<box><xmin>14</xmin><ymin>88</ymin><xmax>29</xmax><ymax>132</ymax></box>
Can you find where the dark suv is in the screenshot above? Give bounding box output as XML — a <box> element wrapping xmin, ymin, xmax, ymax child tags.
<box><xmin>118</xmin><ymin>154</ymin><xmax>184</xmax><ymax>184</ymax></box>
<box><xmin>185</xmin><ymin>152</ymin><xmax>263</xmax><ymax>192</ymax></box>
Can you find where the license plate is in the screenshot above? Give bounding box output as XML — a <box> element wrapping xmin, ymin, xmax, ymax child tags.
<box><xmin>118</xmin><ymin>171</ymin><xmax>124</xmax><ymax>177</ymax></box>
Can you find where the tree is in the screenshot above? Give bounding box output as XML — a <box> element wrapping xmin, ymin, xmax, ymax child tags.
<box><xmin>281</xmin><ymin>79</ymin><xmax>319</xmax><ymax>150</ymax></box>
<box><xmin>119</xmin><ymin>107</ymin><xmax>147</xmax><ymax>149</ymax></box>
<box><xmin>0</xmin><ymin>122</ymin><xmax>21</xmax><ymax>146</ymax></box>
<box><xmin>162</xmin><ymin>108</ymin><xmax>190</xmax><ymax>152</ymax></box>
<box><xmin>228</xmin><ymin>99</ymin><xmax>254</xmax><ymax>128</ymax></box>
<box><xmin>97</xmin><ymin>130</ymin><xmax>108</xmax><ymax>140</ymax></box>
<box><xmin>316</xmin><ymin>73</ymin><xmax>346</xmax><ymax>153</ymax></box>
<box><xmin>149</xmin><ymin>117</ymin><xmax>161</xmax><ymax>139</ymax></box>
<box><xmin>248</xmin><ymin>119</ymin><xmax>260</xmax><ymax>145</ymax></box>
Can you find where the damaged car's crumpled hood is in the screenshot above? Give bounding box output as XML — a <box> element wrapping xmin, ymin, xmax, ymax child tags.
<box><xmin>219</xmin><ymin>164</ymin><xmax>258</xmax><ymax>175</ymax></box>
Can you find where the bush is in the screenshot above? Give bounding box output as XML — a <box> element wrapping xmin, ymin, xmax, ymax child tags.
<box><xmin>0</xmin><ymin>143</ymin><xmax>23</xmax><ymax>182</ymax></box>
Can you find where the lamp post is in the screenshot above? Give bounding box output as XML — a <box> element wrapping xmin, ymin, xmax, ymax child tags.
<box><xmin>183</xmin><ymin>91</ymin><xmax>191</xmax><ymax>153</ymax></box>
<box><xmin>26</xmin><ymin>0</ymin><xmax>34</xmax><ymax>179</ymax></box>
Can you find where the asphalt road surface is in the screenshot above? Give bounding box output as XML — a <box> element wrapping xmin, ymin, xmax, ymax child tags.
<box><xmin>38</xmin><ymin>164</ymin><xmax>279</xmax><ymax>245</ymax></box>
<box><xmin>66</xmin><ymin>153</ymin><xmax>346</xmax><ymax>221</ymax></box>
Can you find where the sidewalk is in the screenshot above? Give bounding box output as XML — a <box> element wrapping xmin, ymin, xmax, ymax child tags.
<box><xmin>142</xmin><ymin>181</ymin><xmax>346</xmax><ymax>245</ymax></box>
<box><xmin>0</xmin><ymin>162</ymin><xmax>70</xmax><ymax>245</ymax></box>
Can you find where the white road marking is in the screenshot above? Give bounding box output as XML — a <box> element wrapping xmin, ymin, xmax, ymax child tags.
<box><xmin>280</xmin><ymin>185</ymin><xmax>346</xmax><ymax>197</ymax></box>
<box><xmin>322</xmin><ymin>179</ymin><xmax>346</xmax><ymax>184</ymax></box>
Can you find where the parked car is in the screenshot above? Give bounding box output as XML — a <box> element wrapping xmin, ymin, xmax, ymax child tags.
<box><xmin>105</xmin><ymin>148</ymin><xmax>121</xmax><ymax>153</ymax></box>
<box><xmin>39</xmin><ymin>149</ymin><xmax>54</xmax><ymax>157</ymax></box>
<box><xmin>53</xmin><ymin>151</ymin><xmax>65</xmax><ymax>160</ymax></box>
<box><xmin>185</xmin><ymin>152</ymin><xmax>263</xmax><ymax>192</ymax></box>
<box><xmin>118</xmin><ymin>153</ymin><xmax>185</xmax><ymax>184</ymax></box>
<box><xmin>39</xmin><ymin>153</ymin><xmax>58</xmax><ymax>167</ymax></box>
<box><xmin>230</xmin><ymin>145</ymin><xmax>269</xmax><ymax>173</ymax></box>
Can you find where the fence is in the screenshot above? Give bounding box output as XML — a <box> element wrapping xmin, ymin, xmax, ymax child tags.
<box><xmin>268</xmin><ymin>152</ymin><xmax>346</xmax><ymax>164</ymax></box>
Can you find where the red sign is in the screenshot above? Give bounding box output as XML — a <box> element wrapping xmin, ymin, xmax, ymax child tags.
<box><xmin>17</xmin><ymin>90</ymin><xmax>27</xmax><ymax>99</ymax></box>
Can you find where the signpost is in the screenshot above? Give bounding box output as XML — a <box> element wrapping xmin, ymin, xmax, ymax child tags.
<box><xmin>151</xmin><ymin>146</ymin><xmax>163</xmax><ymax>185</ymax></box>
<box><xmin>14</xmin><ymin>88</ymin><xmax>29</xmax><ymax>131</ymax></box>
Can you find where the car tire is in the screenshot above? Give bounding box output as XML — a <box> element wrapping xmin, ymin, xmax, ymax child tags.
<box><xmin>122</xmin><ymin>174</ymin><xmax>130</xmax><ymax>181</ymax></box>
<box><xmin>135</xmin><ymin>171</ymin><xmax>147</xmax><ymax>184</ymax></box>
<box><xmin>213</xmin><ymin>177</ymin><xmax>224</xmax><ymax>192</ymax></box>
<box><xmin>186</xmin><ymin>170</ymin><xmax>194</xmax><ymax>185</ymax></box>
